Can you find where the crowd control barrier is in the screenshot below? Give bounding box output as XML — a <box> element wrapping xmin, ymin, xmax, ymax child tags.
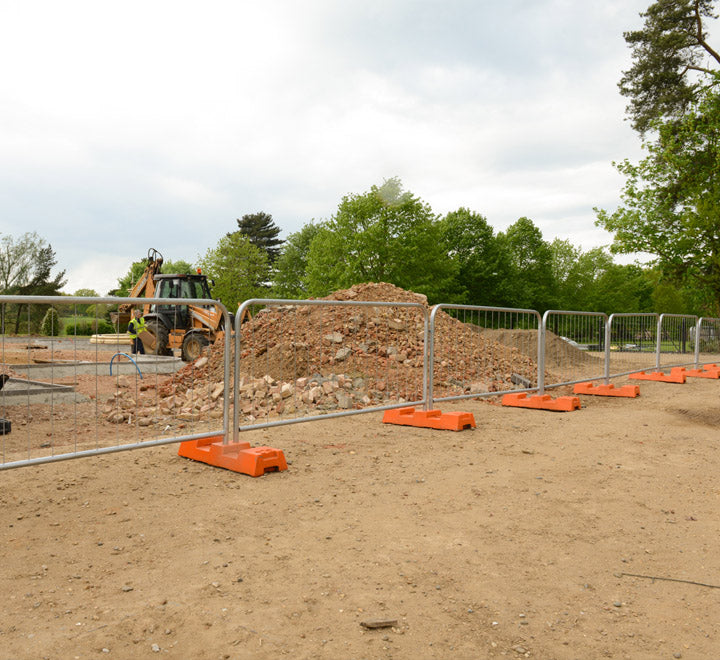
<box><xmin>232</xmin><ymin>298</ymin><xmax>430</xmax><ymax>442</ymax></box>
<box><xmin>0</xmin><ymin>295</ymin><xmax>230</xmax><ymax>470</ymax></box>
<box><xmin>656</xmin><ymin>314</ymin><xmax>699</xmax><ymax>370</ymax></box>
<box><xmin>3</xmin><ymin>292</ymin><xmax>720</xmax><ymax>472</ymax></box>
<box><xmin>539</xmin><ymin>310</ymin><xmax>608</xmax><ymax>393</ymax></box>
<box><xmin>606</xmin><ymin>313</ymin><xmax>660</xmax><ymax>379</ymax></box>
<box><xmin>695</xmin><ymin>317</ymin><xmax>720</xmax><ymax>366</ymax></box>
<box><xmin>427</xmin><ymin>305</ymin><xmax>541</xmax><ymax>408</ymax></box>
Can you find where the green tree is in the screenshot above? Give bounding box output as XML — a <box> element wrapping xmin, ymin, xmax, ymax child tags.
<box><xmin>197</xmin><ymin>233</ymin><xmax>270</xmax><ymax>310</ymax></box>
<box><xmin>0</xmin><ymin>232</ymin><xmax>65</xmax><ymax>294</ymax></box>
<box><xmin>40</xmin><ymin>306</ymin><xmax>62</xmax><ymax>337</ymax></box>
<box><xmin>272</xmin><ymin>222</ymin><xmax>321</xmax><ymax>298</ymax></box>
<box><xmin>65</xmin><ymin>288</ymin><xmax>101</xmax><ymax>317</ymax></box>
<box><xmin>550</xmin><ymin>240</ymin><xmax>628</xmax><ymax>311</ymax></box>
<box><xmin>439</xmin><ymin>208</ymin><xmax>513</xmax><ymax>306</ymax></box>
<box><xmin>499</xmin><ymin>217</ymin><xmax>556</xmax><ymax>311</ymax></box>
<box><xmin>596</xmin><ymin>83</ymin><xmax>720</xmax><ymax>314</ymax></box>
<box><xmin>586</xmin><ymin>264</ymin><xmax>654</xmax><ymax>315</ymax></box>
<box><xmin>237</xmin><ymin>212</ymin><xmax>284</xmax><ymax>264</ymax></box>
<box><xmin>620</xmin><ymin>0</ymin><xmax>720</xmax><ymax>134</ymax></box>
<box><xmin>305</xmin><ymin>178</ymin><xmax>457</xmax><ymax>302</ymax></box>
<box><xmin>0</xmin><ymin>234</ymin><xmax>67</xmax><ymax>333</ymax></box>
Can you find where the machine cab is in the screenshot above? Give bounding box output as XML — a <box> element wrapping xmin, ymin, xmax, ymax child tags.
<box><xmin>152</xmin><ymin>274</ymin><xmax>213</xmax><ymax>329</ymax></box>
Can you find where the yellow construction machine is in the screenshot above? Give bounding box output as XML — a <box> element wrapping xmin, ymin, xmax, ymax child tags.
<box><xmin>118</xmin><ymin>248</ymin><xmax>232</xmax><ymax>361</ymax></box>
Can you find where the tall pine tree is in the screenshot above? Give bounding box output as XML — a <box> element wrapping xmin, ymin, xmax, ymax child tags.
<box><xmin>236</xmin><ymin>212</ymin><xmax>284</xmax><ymax>264</ymax></box>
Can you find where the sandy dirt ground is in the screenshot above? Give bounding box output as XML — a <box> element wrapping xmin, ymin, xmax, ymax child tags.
<box><xmin>2</xmin><ymin>367</ymin><xmax>720</xmax><ymax>659</ymax></box>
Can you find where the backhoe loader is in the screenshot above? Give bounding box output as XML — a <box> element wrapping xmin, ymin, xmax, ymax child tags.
<box><xmin>118</xmin><ymin>248</ymin><xmax>232</xmax><ymax>362</ymax></box>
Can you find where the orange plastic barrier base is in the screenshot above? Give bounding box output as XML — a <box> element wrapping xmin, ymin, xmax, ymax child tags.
<box><xmin>501</xmin><ymin>392</ymin><xmax>581</xmax><ymax>412</ymax></box>
<box><xmin>573</xmin><ymin>382</ymin><xmax>640</xmax><ymax>398</ymax></box>
<box><xmin>629</xmin><ymin>367</ymin><xmax>686</xmax><ymax>384</ymax></box>
<box><xmin>685</xmin><ymin>367</ymin><xmax>720</xmax><ymax>379</ymax></box>
<box><xmin>382</xmin><ymin>407</ymin><xmax>476</xmax><ymax>431</ymax></box>
<box><xmin>178</xmin><ymin>435</ymin><xmax>288</xmax><ymax>477</ymax></box>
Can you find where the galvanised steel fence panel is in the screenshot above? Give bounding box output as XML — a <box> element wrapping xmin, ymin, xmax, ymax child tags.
<box><xmin>656</xmin><ymin>314</ymin><xmax>698</xmax><ymax>370</ymax></box>
<box><xmin>606</xmin><ymin>313</ymin><xmax>659</xmax><ymax>379</ymax></box>
<box><xmin>694</xmin><ymin>317</ymin><xmax>720</xmax><ymax>367</ymax></box>
<box><xmin>0</xmin><ymin>295</ymin><xmax>231</xmax><ymax>470</ymax></box>
<box><xmin>539</xmin><ymin>310</ymin><xmax>608</xmax><ymax>393</ymax></box>
<box><xmin>232</xmin><ymin>298</ymin><xmax>429</xmax><ymax>441</ymax></box>
<box><xmin>427</xmin><ymin>305</ymin><xmax>541</xmax><ymax>407</ymax></box>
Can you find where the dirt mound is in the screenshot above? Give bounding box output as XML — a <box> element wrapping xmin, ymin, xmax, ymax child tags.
<box><xmin>482</xmin><ymin>328</ymin><xmax>602</xmax><ymax>372</ymax></box>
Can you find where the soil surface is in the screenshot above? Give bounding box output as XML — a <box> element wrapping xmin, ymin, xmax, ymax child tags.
<box><xmin>2</xmin><ymin>374</ymin><xmax>720</xmax><ymax>659</ymax></box>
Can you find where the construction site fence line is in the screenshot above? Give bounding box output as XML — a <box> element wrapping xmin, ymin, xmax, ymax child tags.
<box><xmin>1</xmin><ymin>293</ymin><xmax>720</xmax><ymax>471</ymax></box>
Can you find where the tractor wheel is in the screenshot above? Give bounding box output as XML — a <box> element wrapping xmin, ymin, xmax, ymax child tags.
<box><xmin>144</xmin><ymin>320</ymin><xmax>172</xmax><ymax>356</ymax></box>
<box><xmin>182</xmin><ymin>332</ymin><xmax>210</xmax><ymax>362</ymax></box>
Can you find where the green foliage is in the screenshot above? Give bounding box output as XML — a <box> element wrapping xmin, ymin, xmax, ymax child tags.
<box><xmin>113</xmin><ymin>258</ymin><xmax>149</xmax><ymax>297</ymax></box>
<box><xmin>499</xmin><ymin>217</ymin><xmax>556</xmax><ymax>311</ymax></box>
<box><xmin>237</xmin><ymin>212</ymin><xmax>284</xmax><ymax>264</ymax></box>
<box><xmin>620</xmin><ymin>0</ymin><xmax>720</xmax><ymax>134</ymax></box>
<box><xmin>40</xmin><ymin>307</ymin><xmax>62</xmax><ymax>336</ymax></box>
<box><xmin>84</xmin><ymin>304</ymin><xmax>110</xmax><ymax>321</ymax></box>
<box><xmin>304</xmin><ymin>178</ymin><xmax>457</xmax><ymax>303</ymax></box>
<box><xmin>0</xmin><ymin>233</ymin><xmax>67</xmax><ymax>333</ymax></box>
<box><xmin>70</xmin><ymin>288</ymin><xmax>100</xmax><ymax>315</ymax></box>
<box><xmin>65</xmin><ymin>318</ymin><xmax>114</xmax><ymax>336</ymax></box>
<box><xmin>439</xmin><ymin>208</ymin><xmax>514</xmax><ymax>305</ymax></box>
<box><xmin>162</xmin><ymin>260</ymin><xmax>195</xmax><ymax>276</ymax></box>
<box><xmin>272</xmin><ymin>222</ymin><xmax>321</xmax><ymax>298</ymax></box>
<box><xmin>585</xmin><ymin>264</ymin><xmax>654</xmax><ymax>314</ymax></box>
<box><xmin>197</xmin><ymin>232</ymin><xmax>270</xmax><ymax>310</ymax></box>
<box><xmin>596</xmin><ymin>82</ymin><xmax>720</xmax><ymax>314</ymax></box>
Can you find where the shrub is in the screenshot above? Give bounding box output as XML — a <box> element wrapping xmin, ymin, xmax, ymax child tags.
<box><xmin>40</xmin><ymin>307</ymin><xmax>63</xmax><ymax>336</ymax></box>
<box><xmin>65</xmin><ymin>319</ymin><xmax>114</xmax><ymax>336</ymax></box>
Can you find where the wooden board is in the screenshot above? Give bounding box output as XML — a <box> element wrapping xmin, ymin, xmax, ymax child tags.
<box><xmin>138</xmin><ymin>330</ymin><xmax>156</xmax><ymax>350</ymax></box>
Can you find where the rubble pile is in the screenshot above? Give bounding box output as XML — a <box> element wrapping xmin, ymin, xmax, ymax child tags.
<box><xmin>107</xmin><ymin>283</ymin><xmax>546</xmax><ymax>425</ymax></box>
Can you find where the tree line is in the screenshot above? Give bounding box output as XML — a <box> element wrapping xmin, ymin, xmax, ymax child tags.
<box><xmin>108</xmin><ymin>184</ymin><xmax>701</xmax><ymax>317</ymax></box>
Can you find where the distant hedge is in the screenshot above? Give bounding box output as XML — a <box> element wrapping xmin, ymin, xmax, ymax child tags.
<box><xmin>65</xmin><ymin>319</ymin><xmax>114</xmax><ymax>336</ymax></box>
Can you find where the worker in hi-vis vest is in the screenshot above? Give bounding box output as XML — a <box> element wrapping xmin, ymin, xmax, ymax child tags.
<box><xmin>127</xmin><ymin>308</ymin><xmax>147</xmax><ymax>355</ymax></box>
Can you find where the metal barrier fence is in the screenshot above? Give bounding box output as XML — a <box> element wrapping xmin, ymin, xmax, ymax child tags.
<box><xmin>427</xmin><ymin>305</ymin><xmax>541</xmax><ymax>407</ymax></box>
<box><xmin>232</xmin><ymin>298</ymin><xmax>429</xmax><ymax>442</ymax></box>
<box><xmin>695</xmin><ymin>317</ymin><xmax>720</xmax><ymax>366</ymax></box>
<box><xmin>0</xmin><ymin>295</ymin><xmax>231</xmax><ymax>470</ymax></box>
<box><xmin>539</xmin><ymin>310</ymin><xmax>608</xmax><ymax>392</ymax></box>
<box><xmin>2</xmin><ymin>293</ymin><xmax>720</xmax><ymax>472</ymax></box>
<box><xmin>606</xmin><ymin>313</ymin><xmax>659</xmax><ymax>378</ymax></box>
<box><xmin>656</xmin><ymin>314</ymin><xmax>698</xmax><ymax>369</ymax></box>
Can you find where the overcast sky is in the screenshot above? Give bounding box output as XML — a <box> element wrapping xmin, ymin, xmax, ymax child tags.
<box><xmin>0</xmin><ymin>0</ymin><xmax>651</xmax><ymax>295</ymax></box>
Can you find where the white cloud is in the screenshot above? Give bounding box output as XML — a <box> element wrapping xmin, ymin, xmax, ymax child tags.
<box><xmin>0</xmin><ymin>0</ymin><xmax>654</xmax><ymax>294</ymax></box>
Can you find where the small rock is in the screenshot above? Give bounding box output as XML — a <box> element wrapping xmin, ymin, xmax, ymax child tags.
<box><xmin>335</xmin><ymin>347</ymin><xmax>352</xmax><ymax>361</ymax></box>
